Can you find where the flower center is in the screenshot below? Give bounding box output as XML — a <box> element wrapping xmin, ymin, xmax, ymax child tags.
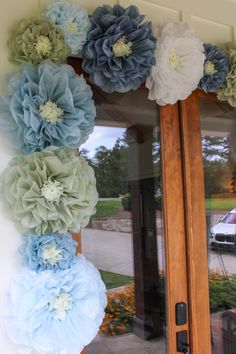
<box><xmin>67</xmin><ymin>20</ymin><xmax>78</xmax><ymax>33</ymax></box>
<box><xmin>50</xmin><ymin>292</ymin><xmax>73</xmax><ymax>321</ymax></box>
<box><xmin>41</xmin><ymin>179</ymin><xmax>63</xmax><ymax>202</ymax></box>
<box><xmin>39</xmin><ymin>100</ymin><xmax>64</xmax><ymax>124</ymax></box>
<box><xmin>168</xmin><ymin>50</ymin><xmax>181</xmax><ymax>71</ymax></box>
<box><xmin>112</xmin><ymin>37</ymin><xmax>132</xmax><ymax>57</ymax></box>
<box><xmin>204</xmin><ymin>61</ymin><xmax>217</xmax><ymax>76</ymax></box>
<box><xmin>34</xmin><ymin>35</ymin><xmax>52</xmax><ymax>57</ymax></box>
<box><xmin>42</xmin><ymin>245</ymin><xmax>63</xmax><ymax>265</ymax></box>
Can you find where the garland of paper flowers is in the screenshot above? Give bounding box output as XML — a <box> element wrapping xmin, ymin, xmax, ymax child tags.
<box><xmin>0</xmin><ymin>1</ymin><xmax>235</xmax><ymax>353</ymax></box>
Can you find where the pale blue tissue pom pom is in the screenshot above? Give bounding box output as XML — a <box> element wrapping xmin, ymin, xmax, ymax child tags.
<box><xmin>19</xmin><ymin>233</ymin><xmax>78</xmax><ymax>272</ymax></box>
<box><xmin>5</xmin><ymin>255</ymin><xmax>107</xmax><ymax>353</ymax></box>
<box><xmin>43</xmin><ymin>1</ymin><xmax>91</xmax><ymax>55</ymax></box>
<box><xmin>0</xmin><ymin>60</ymin><xmax>96</xmax><ymax>154</ymax></box>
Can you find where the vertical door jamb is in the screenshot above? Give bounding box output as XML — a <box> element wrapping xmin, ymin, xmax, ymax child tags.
<box><xmin>179</xmin><ymin>92</ymin><xmax>212</xmax><ymax>354</ymax></box>
<box><xmin>160</xmin><ymin>104</ymin><xmax>189</xmax><ymax>354</ymax></box>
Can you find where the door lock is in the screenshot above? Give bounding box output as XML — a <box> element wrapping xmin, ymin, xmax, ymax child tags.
<box><xmin>177</xmin><ymin>330</ymin><xmax>189</xmax><ymax>353</ymax></box>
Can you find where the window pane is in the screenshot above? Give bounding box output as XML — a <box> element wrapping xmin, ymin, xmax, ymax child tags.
<box><xmin>200</xmin><ymin>98</ymin><xmax>236</xmax><ymax>354</ymax></box>
<box><xmin>80</xmin><ymin>88</ymin><xmax>167</xmax><ymax>354</ymax></box>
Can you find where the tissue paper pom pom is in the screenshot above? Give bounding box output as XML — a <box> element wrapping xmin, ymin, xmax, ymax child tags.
<box><xmin>217</xmin><ymin>48</ymin><xmax>236</xmax><ymax>107</ymax></box>
<box><xmin>8</xmin><ymin>17</ymin><xmax>70</xmax><ymax>65</ymax></box>
<box><xmin>19</xmin><ymin>233</ymin><xmax>77</xmax><ymax>272</ymax></box>
<box><xmin>5</xmin><ymin>255</ymin><xmax>107</xmax><ymax>354</ymax></box>
<box><xmin>82</xmin><ymin>4</ymin><xmax>156</xmax><ymax>93</ymax></box>
<box><xmin>0</xmin><ymin>148</ymin><xmax>98</xmax><ymax>235</ymax></box>
<box><xmin>146</xmin><ymin>22</ymin><xmax>205</xmax><ymax>105</ymax></box>
<box><xmin>43</xmin><ymin>1</ymin><xmax>90</xmax><ymax>55</ymax></box>
<box><xmin>0</xmin><ymin>61</ymin><xmax>96</xmax><ymax>154</ymax></box>
<box><xmin>198</xmin><ymin>44</ymin><xmax>230</xmax><ymax>92</ymax></box>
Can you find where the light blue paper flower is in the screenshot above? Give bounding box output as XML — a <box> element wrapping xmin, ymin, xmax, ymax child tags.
<box><xmin>82</xmin><ymin>4</ymin><xmax>156</xmax><ymax>93</ymax></box>
<box><xmin>198</xmin><ymin>43</ymin><xmax>230</xmax><ymax>92</ymax></box>
<box><xmin>0</xmin><ymin>60</ymin><xmax>96</xmax><ymax>154</ymax></box>
<box><xmin>43</xmin><ymin>1</ymin><xmax>91</xmax><ymax>55</ymax></box>
<box><xmin>19</xmin><ymin>233</ymin><xmax>77</xmax><ymax>272</ymax></box>
<box><xmin>5</xmin><ymin>255</ymin><xmax>107</xmax><ymax>354</ymax></box>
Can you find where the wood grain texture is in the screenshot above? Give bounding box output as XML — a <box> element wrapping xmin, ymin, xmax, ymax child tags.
<box><xmin>72</xmin><ymin>232</ymin><xmax>84</xmax><ymax>353</ymax></box>
<box><xmin>72</xmin><ymin>231</ymin><xmax>82</xmax><ymax>254</ymax></box>
<box><xmin>160</xmin><ymin>104</ymin><xmax>189</xmax><ymax>354</ymax></box>
<box><xmin>180</xmin><ymin>92</ymin><xmax>212</xmax><ymax>354</ymax></box>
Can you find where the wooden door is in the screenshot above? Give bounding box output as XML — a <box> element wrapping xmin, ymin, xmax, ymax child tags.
<box><xmin>68</xmin><ymin>56</ymin><xmax>192</xmax><ymax>354</ymax></box>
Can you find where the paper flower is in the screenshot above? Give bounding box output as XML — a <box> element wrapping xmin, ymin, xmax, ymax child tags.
<box><xmin>217</xmin><ymin>48</ymin><xmax>236</xmax><ymax>107</ymax></box>
<box><xmin>198</xmin><ymin>44</ymin><xmax>230</xmax><ymax>92</ymax></box>
<box><xmin>0</xmin><ymin>148</ymin><xmax>98</xmax><ymax>235</ymax></box>
<box><xmin>82</xmin><ymin>4</ymin><xmax>156</xmax><ymax>93</ymax></box>
<box><xmin>146</xmin><ymin>22</ymin><xmax>205</xmax><ymax>105</ymax></box>
<box><xmin>43</xmin><ymin>1</ymin><xmax>90</xmax><ymax>55</ymax></box>
<box><xmin>8</xmin><ymin>17</ymin><xmax>70</xmax><ymax>65</ymax></box>
<box><xmin>5</xmin><ymin>255</ymin><xmax>107</xmax><ymax>354</ymax></box>
<box><xmin>0</xmin><ymin>61</ymin><xmax>96</xmax><ymax>154</ymax></box>
<box><xmin>19</xmin><ymin>233</ymin><xmax>77</xmax><ymax>272</ymax></box>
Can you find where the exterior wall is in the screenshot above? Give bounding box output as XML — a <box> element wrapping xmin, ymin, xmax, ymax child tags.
<box><xmin>1</xmin><ymin>0</ymin><xmax>236</xmax><ymax>91</ymax></box>
<box><xmin>0</xmin><ymin>1</ymin><xmax>235</xmax><ymax>353</ymax></box>
<box><xmin>120</xmin><ymin>0</ymin><xmax>236</xmax><ymax>44</ymax></box>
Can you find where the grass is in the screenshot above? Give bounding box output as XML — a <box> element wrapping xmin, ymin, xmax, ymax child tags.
<box><xmin>205</xmin><ymin>198</ymin><xmax>236</xmax><ymax>211</ymax></box>
<box><xmin>99</xmin><ymin>270</ymin><xmax>134</xmax><ymax>290</ymax></box>
<box><xmin>92</xmin><ymin>200</ymin><xmax>121</xmax><ymax>219</ymax></box>
<box><xmin>92</xmin><ymin>198</ymin><xmax>236</xmax><ymax>220</ymax></box>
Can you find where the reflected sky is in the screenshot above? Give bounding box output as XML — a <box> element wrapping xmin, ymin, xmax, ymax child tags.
<box><xmin>81</xmin><ymin>126</ymin><xmax>125</xmax><ymax>157</ymax></box>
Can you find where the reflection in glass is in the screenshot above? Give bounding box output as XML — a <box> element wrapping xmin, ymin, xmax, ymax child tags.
<box><xmin>200</xmin><ymin>99</ymin><xmax>236</xmax><ymax>354</ymax></box>
<box><xmin>80</xmin><ymin>89</ymin><xmax>167</xmax><ymax>353</ymax></box>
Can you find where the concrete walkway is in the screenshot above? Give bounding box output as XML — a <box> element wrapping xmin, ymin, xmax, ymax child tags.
<box><xmin>82</xmin><ymin>229</ymin><xmax>165</xmax><ymax>276</ymax></box>
<box><xmin>86</xmin><ymin>334</ymin><xmax>166</xmax><ymax>354</ymax></box>
<box><xmin>82</xmin><ymin>228</ymin><xmax>236</xmax><ymax>276</ymax></box>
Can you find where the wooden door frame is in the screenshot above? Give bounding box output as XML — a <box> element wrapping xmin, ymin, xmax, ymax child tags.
<box><xmin>179</xmin><ymin>90</ymin><xmax>213</xmax><ymax>354</ymax></box>
<box><xmin>68</xmin><ymin>56</ymin><xmax>201</xmax><ymax>354</ymax></box>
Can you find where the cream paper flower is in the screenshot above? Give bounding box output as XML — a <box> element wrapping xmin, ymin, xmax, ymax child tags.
<box><xmin>146</xmin><ymin>22</ymin><xmax>205</xmax><ymax>105</ymax></box>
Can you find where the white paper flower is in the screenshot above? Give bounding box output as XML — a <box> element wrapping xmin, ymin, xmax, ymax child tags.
<box><xmin>146</xmin><ymin>22</ymin><xmax>205</xmax><ymax>105</ymax></box>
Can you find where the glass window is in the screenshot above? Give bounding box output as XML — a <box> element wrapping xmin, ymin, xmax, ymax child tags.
<box><xmin>200</xmin><ymin>98</ymin><xmax>236</xmax><ymax>354</ymax></box>
<box><xmin>80</xmin><ymin>88</ymin><xmax>167</xmax><ymax>354</ymax></box>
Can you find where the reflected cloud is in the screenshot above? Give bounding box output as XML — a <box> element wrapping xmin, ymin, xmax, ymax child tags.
<box><xmin>82</xmin><ymin>126</ymin><xmax>125</xmax><ymax>157</ymax></box>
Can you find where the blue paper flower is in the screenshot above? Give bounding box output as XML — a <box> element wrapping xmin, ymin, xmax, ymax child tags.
<box><xmin>5</xmin><ymin>255</ymin><xmax>107</xmax><ymax>353</ymax></box>
<box><xmin>198</xmin><ymin>44</ymin><xmax>230</xmax><ymax>92</ymax></box>
<box><xmin>0</xmin><ymin>60</ymin><xmax>96</xmax><ymax>154</ymax></box>
<box><xmin>43</xmin><ymin>1</ymin><xmax>91</xmax><ymax>55</ymax></box>
<box><xmin>82</xmin><ymin>4</ymin><xmax>156</xmax><ymax>93</ymax></box>
<box><xmin>19</xmin><ymin>233</ymin><xmax>77</xmax><ymax>272</ymax></box>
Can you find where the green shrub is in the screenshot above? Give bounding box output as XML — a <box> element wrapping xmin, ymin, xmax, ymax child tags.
<box><xmin>121</xmin><ymin>193</ymin><xmax>131</xmax><ymax>211</ymax></box>
<box><xmin>209</xmin><ymin>272</ymin><xmax>236</xmax><ymax>313</ymax></box>
<box><xmin>121</xmin><ymin>193</ymin><xmax>162</xmax><ymax>211</ymax></box>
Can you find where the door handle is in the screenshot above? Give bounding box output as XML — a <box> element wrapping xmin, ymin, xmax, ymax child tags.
<box><xmin>177</xmin><ymin>330</ymin><xmax>189</xmax><ymax>353</ymax></box>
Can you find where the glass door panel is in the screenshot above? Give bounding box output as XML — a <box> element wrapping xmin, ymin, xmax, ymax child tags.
<box><xmin>199</xmin><ymin>98</ymin><xmax>236</xmax><ymax>354</ymax></box>
<box><xmin>68</xmin><ymin>57</ymin><xmax>190</xmax><ymax>354</ymax></box>
<box><xmin>80</xmin><ymin>89</ymin><xmax>167</xmax><ymax>354</ymax></box>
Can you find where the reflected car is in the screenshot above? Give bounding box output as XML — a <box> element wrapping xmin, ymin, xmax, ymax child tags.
<box><xmin>210</xmin><ymin>208</ymin><xmax>236</xmax><ymax>251</ymax></box>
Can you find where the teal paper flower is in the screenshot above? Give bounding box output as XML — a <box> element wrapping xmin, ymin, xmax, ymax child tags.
<box><xmin>83</xmin><ymin>4</ymin><xmax>156</xmax><ymax>93</ymax></box>
<box><xmin>0</xmin><ymin>148</ymin><xmax>98</xmax><ymax>235</ymax></box>
<box><xmin>19</xmin><ymin>233</ymin><xmax>78</xmax><ymax>272</ymax></box>
<box><xmin>0</xmin><ymin>61</ymin><xmax>96</xmax><ymax>154</ymax></box>
<box><xmin>43</xmin><ymin>1</ymin><xmax>91</xmax><ymax>55</ymax></box>
<box><xmin>198</xmin><ymin>44</ymin><xmax>230</xmax><ymax>92</ymax></box>
<box><xmin>8</xmin><ymin>17</ymin><xmax>70</xmax><ymax>65</ymax></box>
<box><xmin>5</xmin><ymin>255</ymin><xmax>107</xmax><ymax>353</ymax></box>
